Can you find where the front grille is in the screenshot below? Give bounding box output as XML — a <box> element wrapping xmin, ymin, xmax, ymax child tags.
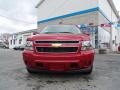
<box><xmin>35</xmin><ymin>41</ymin><xmax>79</xmax><ymax>44</ymax></box>
<box><xmin>36</xmin><ymin>47</ymin><xmax>78</xmax><ymax>53</ymax></box>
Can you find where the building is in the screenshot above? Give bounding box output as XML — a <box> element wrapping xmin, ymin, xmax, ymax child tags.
<box><xmin>36</xmin><ymin>0</ymin><xmax>120</xmax><ymax>51</ymax></box>
<box><xmin>9</xmin><ymin>29</ymin><xmax>37</xmax><ymax>49</ymax></box>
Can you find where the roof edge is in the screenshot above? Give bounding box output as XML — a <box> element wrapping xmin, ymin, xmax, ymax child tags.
<box><xmin>12</xmin><ymin>29</ymin><xmax>37</xmax><ymax>35</ymax></box>
<box><xmin>37</xmin><ymin>7</ymin><xmax>99</xmax><ymax>24</ymax></box>
<box><xmin>35</xmin><ymin>0</ymin><xmax>45</xmax><ymax>8</ymax></box>
<box><xmin>107</xmin><ymin>0</ymin><xmax>119</xmax><ymax>18</ymax></box>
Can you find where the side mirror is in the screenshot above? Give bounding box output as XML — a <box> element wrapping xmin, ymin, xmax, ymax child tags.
<box><xmin>33</xmin><ymin>32</ymin><xmax>39</xmax><ymax>35</ymax></box>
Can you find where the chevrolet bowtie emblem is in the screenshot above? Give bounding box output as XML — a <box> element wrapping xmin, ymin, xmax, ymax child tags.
<box><xmin>52</xmin><ymin>43</ymin><xmax>62</xmax><ymax>47</ymax></box>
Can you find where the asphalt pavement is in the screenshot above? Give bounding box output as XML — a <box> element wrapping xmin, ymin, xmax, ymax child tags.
<box><xmin>0</xmin><ymin>48</ymin><xmax>120</xmax><ymax>90</ymax></box>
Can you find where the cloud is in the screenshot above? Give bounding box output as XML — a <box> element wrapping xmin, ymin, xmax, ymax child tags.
<box><xmin>0</xmin><ymin>0</ymin><xmax>39</xmax><ymax>34</ymax></box>
<box><xmin>0</xmin><ymin>16</ymin><xmax>37</xmax><ymax>33</ymax></box>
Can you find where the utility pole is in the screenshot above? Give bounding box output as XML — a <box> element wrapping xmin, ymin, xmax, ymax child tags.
<box><xmin>110</xmin><ymin>6</ymin><xmax>113</xmax><ymax>52</ymax></box>
<box><xmin>110</xmin><ymin>23</ymin><xmax>113</xmax><ymax>52</ymax></box>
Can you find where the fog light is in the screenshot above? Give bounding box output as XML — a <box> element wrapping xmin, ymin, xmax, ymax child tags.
<box><xmin>36</xmin><ymin>63</ymin><xmax>43</xmax><ymax>68</ymax></box>
<box><xmin>70</xmin><ymin>63</ymin><xmax>79</xmax><ymax>69</ymax></box>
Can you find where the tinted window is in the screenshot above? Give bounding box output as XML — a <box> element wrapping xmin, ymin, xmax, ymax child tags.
<box><xmin>40</xmin><ymin>25</ymin><xmax>81</xmax><ymax>34</ymax></box>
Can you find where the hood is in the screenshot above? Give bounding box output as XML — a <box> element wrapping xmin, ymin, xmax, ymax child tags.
<box><xmin>28</xmin><ymin>34</ymin><xmax>90</xmax><ymax>41</ymax></box>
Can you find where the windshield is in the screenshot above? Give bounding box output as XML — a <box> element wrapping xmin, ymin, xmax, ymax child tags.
<box><xmin>40</xmin><ymin>25</ymin><xmax>81</xmax><ymax>34</ymax></box>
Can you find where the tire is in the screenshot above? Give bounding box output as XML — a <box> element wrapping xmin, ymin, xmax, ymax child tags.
<box><xmin>27</xmin><ymin>68</ymin><xmax>37</xmax><ymax>74</ymax></box>
<box><xmin>83</xmin><ymin>65</ymin><xmax>93</xmax><ymax>75</ymax></box>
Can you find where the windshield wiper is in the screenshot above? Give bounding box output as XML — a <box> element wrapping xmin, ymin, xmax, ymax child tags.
<box><xmin>58</xmin><ymin>32</ymin><xmax>73</xmax><ymax>34</ymax></box>
<box><xmin>44</xmin><ymin>32</ymin><xmax>57</xmax><ymax>34</ymax></box>
<box><xmin>43</xmin><ymin>32</ymin><xmax>74</xmax><ymax>34</ymax></box>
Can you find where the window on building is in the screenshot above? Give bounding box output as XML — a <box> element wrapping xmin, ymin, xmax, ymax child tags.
<box><xmin>13</xmin><ymin>40</ymin><xmax>16</xmax><ymax>45</ymax></box>
<box><xmin>11</xmin><ymin>40</ymin><xmax>12</xmax><ymax>45</ymax></box>
<box><xmin>19</xmin><ymin>39</ymin><xmax>22</xmax><ymax>44</ymax></box>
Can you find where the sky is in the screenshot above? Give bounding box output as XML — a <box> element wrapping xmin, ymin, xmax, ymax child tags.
<box><xmin>0</xmin><ymin>0</ymin><xmax>39</xmax><ymax>34</ymax></box>
<box><xmin>0</xmin><ymin>0</ymin><xmax>120</xmax><ymax>34</ymax></box>
<box><xmin>113</xmin><ymin>0</ymin><xmax>120</xmax><ymax>14</ymax></box>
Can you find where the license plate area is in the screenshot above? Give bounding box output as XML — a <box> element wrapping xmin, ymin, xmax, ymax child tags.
<box><xmin>49</xmin><ymin>63</ymin><xmax>65</xmax><ymax>71</ymax></box>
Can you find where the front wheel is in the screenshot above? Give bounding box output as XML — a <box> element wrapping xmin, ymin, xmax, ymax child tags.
<box><xmin>83</xmin><ymin>65</ymin><xmax>93</xmax><ymax>74</ymax></box>
<box><xmin>27</xmin><ymin>68</ymin><xmax>37</xmax><ymax>74</ymax></box>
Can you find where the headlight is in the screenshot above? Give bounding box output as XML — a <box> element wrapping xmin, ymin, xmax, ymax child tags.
<box><xmin>81</xmin><ymin>41</ymin><xmax>92</xmax><ymax>51</ymax></box>
<box><xmin>25</xmin><ymin>41</ymin><xmax>33</xmax><ymax>50</ymax></box>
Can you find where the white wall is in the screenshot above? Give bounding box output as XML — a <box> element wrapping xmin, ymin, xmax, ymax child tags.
<box><xmin>38</xmin><ymin>12</ymin><xmax>99</xmax><ymax>30</ymax></box>
<box><xmin>22</xmin><ymin>33</ymin><xmax>33</xmax><ymax>45</ymax></box>
<box><xmin>9</xmin><ymin>33</ymin><xmax>33</xmax><ymax>49</ymax></box>
<box><xmin>98</xmin><ymin>0</ymin><xmax>120</xmax><ymax>51</ymax></box>
<box><xmin>37</xmin><ymin>0</ymin><xmax>98</xmax><ymax>21</ymax></box>
<box><xmin>98</xmin><ymin>27</ymin><xmax>110</xmax><ymax>43</ymax></box>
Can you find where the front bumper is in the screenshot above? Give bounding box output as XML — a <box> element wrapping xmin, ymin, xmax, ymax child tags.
<box><xmin>23</xmin><ymin>50</ymin><xmax>94</xmax><ymax>72</ymax></box>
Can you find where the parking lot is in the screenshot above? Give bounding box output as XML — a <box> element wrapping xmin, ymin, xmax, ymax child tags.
<box><xmin>0</xmin><ymin>48</ymin><xmax>120</xmax><ymax>90</ymax></box>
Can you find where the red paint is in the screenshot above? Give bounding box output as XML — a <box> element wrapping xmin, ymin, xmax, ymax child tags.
<box><xmin>101</xmin><ymin>23</ymin><xmax>111</xmax><ymax>27</ymax></box>
<box><xmin>23</xmin><ymin>33</ymin><xmax>95</xmax><ymax>73</ymax></box>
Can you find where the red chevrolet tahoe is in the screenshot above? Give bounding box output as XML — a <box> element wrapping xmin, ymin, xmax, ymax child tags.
<box><xmin>23</xmin><ymin>25</ymin><xmax>94</xmax><ymax>74</ymax></box>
